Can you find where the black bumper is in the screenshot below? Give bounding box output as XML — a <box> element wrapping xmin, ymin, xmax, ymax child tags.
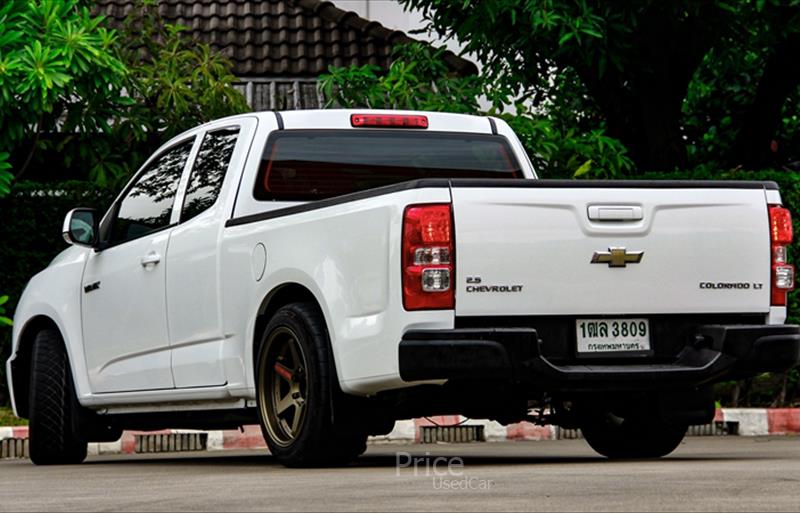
<box><xmin>399</xmin><ymin>324</ymin><xmax>800</xmax><ymax>391</ymax></box>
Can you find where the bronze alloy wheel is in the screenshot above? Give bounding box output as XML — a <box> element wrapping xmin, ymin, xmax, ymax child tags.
<box><xmin>258</xmin><ymin>326</ymin><xmax>310</xmax><ymax>447</ymax></box>
<box><xmin>255</xmin><ymin>302</ymin><xmax>370</xmax><ymax>467</ymax></box>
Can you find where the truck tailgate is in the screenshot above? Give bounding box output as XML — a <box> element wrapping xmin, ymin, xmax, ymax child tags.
<box><xmin>452</xmin><ymin>182</ymin><xmax>771</xmax><ymax>316</ymax></box>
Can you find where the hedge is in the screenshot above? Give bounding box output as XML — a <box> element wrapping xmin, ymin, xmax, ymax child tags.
<box><xmin>0</xmin><ymin>171</ymin><xmax>798</xmax><ymax>406</ymax></box>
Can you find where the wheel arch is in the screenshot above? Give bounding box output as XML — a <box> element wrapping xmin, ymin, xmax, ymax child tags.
<box><xmin>253</xmin><ymin>283</ymin><xmax>335</xmax><ymax>378</ymax></box>
<box><xmin>10</xmin><ymin>315</ymin><xmax>62</xmax><ymax>418</ymax></box>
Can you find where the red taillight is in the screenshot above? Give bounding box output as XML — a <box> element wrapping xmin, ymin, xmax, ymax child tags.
<box><xmin>403</xmin><ymin>204</ymin><xmax>454</xmax><ymax>310</ymax></box>
<box><xmin>769</xmin><ymin>205</ymin><xmax>793</xmax><ymax>244</ymax></box>
<box><xmin>769</xmin><ymin>205</ymin><xmax>795</xmax><ymax>306</ymax></box>
<box><xmin>351</xmin><ymin>114</ymin><xmax>429</xmax><ymax>129</ymax></box>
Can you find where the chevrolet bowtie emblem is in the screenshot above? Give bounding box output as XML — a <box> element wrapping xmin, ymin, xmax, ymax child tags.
<box><xmin>591</xmin><ymin>247</ymin><xmax>644</xmax><ymax>268</ymax></box>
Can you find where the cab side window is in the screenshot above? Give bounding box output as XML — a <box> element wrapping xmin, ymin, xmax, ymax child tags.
<box><xmin>181</xmin><ymin>128</ymin><xmax>240</xmax><ymax>223</ymax></box>
<box><xmin>110</xmin><ymin>139</ymin><xmax>194</xmax><ymax>244</ymax></box>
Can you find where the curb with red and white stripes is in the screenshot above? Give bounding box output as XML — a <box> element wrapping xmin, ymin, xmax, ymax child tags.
<box><xmin>2</xmin><ymin>408</ymin><xmax>799</xmax><ymax>457</ymax></box>
<box><xmin>716</xmin><ymin>407</ymin><xmax>800</xmax><ymax>436</ymax></box>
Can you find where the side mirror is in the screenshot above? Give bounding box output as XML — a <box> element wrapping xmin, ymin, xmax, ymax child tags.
<box><xmin>63</xmin><ymin>208</ymin><xmax>99</xmax><ymax>248</ymax></box>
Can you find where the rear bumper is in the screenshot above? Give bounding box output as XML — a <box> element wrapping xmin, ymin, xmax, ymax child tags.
<box><xmin>399</xmin><ymin>324</ymin><xmax>800</xmax><ymax>391</ymax></box>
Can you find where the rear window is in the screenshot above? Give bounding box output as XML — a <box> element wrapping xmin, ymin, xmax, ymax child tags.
<box><xmin>254</xmin><ymin>130</ymin><xmax>523</xmax><ymax>201</ymax></box>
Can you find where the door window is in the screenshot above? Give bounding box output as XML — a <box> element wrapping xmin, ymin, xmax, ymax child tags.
<box><xmin>181</xmin><ymin>128</ymin><xmax>240</xmax><ymax>222</ymax></box>
<box><xmin>110</xmin><ymin>139</ymin><xmax>194</xmax><ymax>244</ymax></box>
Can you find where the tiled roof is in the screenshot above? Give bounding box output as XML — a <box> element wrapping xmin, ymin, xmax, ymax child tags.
<box><xmin>93</xmin><ymin>0</ymin><xmax>478</xmax><ymax>78</ymax></box>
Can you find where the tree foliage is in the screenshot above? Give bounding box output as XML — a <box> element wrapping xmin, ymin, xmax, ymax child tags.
<box><xmin>0</xmin><ymin>0</ymin><xmax>125</xmax><ymax>333</ymax></box>
<box><xmin>0</xmin><ymin>0</ymin><xmax>127</xmax><ymax>183</ymax></box>
<box><xmin>0</xmin><ymin>152</ymin><xmax>12</xmax><ymax>196</ymax></box>
<box><xmin>0</xmin><ymin>0</ymin><xmax>248</xmax><ymax>188</ymax></box>
<box><xmin>104</xmin><ymin>0</ymin><xmax>248</xmax><ymax>185</ymax></box>
<box><xmin>684</xmin><ymin>3</ymin><xmax>800</xmax><ymax>170</ymax></box>
<box><xmin>0</xmin><ymin>295</ymin><xmax>12</xmax><ymax>327</ymax></box>
<box><xmin>320</xmin><ymin>43</ymin><xmax>633</xmax><ymax>178</ymax></box>
<box><xmin>400</xmin><ymin>0</ymin><xmax>800</xmax><ymax>172</ymax></box>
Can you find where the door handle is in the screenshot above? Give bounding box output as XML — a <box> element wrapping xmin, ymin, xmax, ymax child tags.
<box><xmin>587</xmin><ymin>205</ymin><xmax>643</xmax><ymax>221</ymax></box>
<box><xmin>140</xmin><ymin>252</ymin><xmax>161</xmax><ymax>267</ymax></box>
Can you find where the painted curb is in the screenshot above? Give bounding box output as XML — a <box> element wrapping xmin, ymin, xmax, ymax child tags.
<box><xmin>1</xmin><ymin>408</ymin><xmax>797</xmax><ymax>457</ymax></box>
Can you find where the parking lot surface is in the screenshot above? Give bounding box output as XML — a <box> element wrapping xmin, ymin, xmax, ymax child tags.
<box><xmin>1</xmin><ymin>437</ymin><xmax>799</xmax><ymax>512</ymax></box>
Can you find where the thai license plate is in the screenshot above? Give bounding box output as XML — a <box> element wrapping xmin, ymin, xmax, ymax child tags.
<box><xmin>575</xmin><ymin>318</ymin><xmax>651</xmax><ymax>355</ymax></box>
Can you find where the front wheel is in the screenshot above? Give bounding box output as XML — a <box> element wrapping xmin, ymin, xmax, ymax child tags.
<box><xmin>28</xmin><ymin>329</ymin><xmax>88</xmax><ymax>465</ymax></box>
<box><xmin>580</xmin><ymin>409</ymin><xmax>687</xmax><ymax>459</ymax></box>
<box><xmin>256</xmin><ymin>302</ymin><xmax>367</xmax><ymax>467</ymax></box>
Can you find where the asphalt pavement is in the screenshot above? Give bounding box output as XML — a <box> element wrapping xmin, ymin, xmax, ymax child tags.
<box><xmin>1</xmin><ymin>437</ymin><xmax>799</xmax><ymax>512</ymax></box>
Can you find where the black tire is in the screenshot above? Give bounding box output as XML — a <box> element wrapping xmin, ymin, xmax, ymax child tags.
<box><xmin>255</xmin><ymin>302</ymin><xmax>368</xmax><ymax>467</ymax></box>
<box><xmin>580</xmin><ymin>410</ymin><xmax>687</xmax><ymax>459</ymax></box>
<box><xmin>28</xmin><ymin>329</ymin><xmax>88</xmax><ymax>465</ymax></box>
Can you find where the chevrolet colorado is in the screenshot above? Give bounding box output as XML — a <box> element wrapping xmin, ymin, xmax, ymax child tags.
<box><xmin>7</xmin><ymin>110</ymin><xmax>800</xmax><ymax>466</ymax></box>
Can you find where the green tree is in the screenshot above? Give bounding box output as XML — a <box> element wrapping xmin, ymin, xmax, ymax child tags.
<box><xmin>684</xmin><ymin>6</ymin><xmax>800</xmax><ymax>170</ymax></box>
<box><xmin>0</xmin><ymin>296</ymin><xmax>12</xmax><ymax>327</ymax></box>
<box><xmin>0</xmin><ymin>0</ymin><xmax>128</xmax><ymax>182</ymax></box>
<box><xmin>0</xmin><ymin>0</ymin><xmax>249</xmax><ymax>188</ymax></box>
<box><xmin>53</xmin><ymin>0</ymin><xmax>250</xmax><ymax>187</ymax></box>
<box><xmin>400</xmin><ymin>0</ymin><xmax>800</xmax><ymax>171</ymax></box>
<box><xmin>100</xmin><ymin>0</ymin><xmax>248</xmax><ymax>185</ymax></box>
<box><xmin>320</xmin><ymin>43</ymin><xmax>633</xmax><ymax>178</ymax></box>
<box><xmin>0</xmin><ymin>0</ymin><xmax>125</xmax><ymax>340</ymax></box>
<box><xmin>0</xmin><ymin>155</ymin><xmax>10</xmax><ymax>329</ymax></box>
<box><xmin>0</xmin><ymin>152</ymin><xmax>11</xmax><ymax>196</ymax></box>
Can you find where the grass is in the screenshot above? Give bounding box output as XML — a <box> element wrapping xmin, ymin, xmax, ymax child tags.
<box><xmin>0</xmin><ymin>406</ymin><xmax>27</xmax><ymax>426</ymax></box>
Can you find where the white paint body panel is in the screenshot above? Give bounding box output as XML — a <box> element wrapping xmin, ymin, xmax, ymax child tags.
<box><xmin>82</xmin><ymin>230</ymin><xmax>175</xmax><ymax>392</ymax></box>
<box><xmin>8</xmin><ymin>247</ymin><xmax>93</xmax><ymax>413</ymax></box>
<box><xmin>221</xmin><ymin>186</ymin><xmax>454</xmax><ymax>396</ymax></box>
<box><xmin>5</xmin><ymin>110</ymin><xmax>787</xmax><ymax>417</ymax></box>
<box><xmin>167</xmin><ymin>117</ymin><xmax>259</xmax><ymax>388</ymax></box>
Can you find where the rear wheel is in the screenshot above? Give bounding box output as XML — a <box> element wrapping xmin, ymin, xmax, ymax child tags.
<box><xmin>256</xmin><ymin>302</ymin><xmax>367</xmax><ymax>467</ymax></box>
<box><xmin>580</xmin><ymin>408</ymin><xmax>687</xmax><ymax>459</ymax></box>
<box><xmin>28</xmin><ymin>329</ymin><xmax>88</xmax><ymax>465</ymax></box>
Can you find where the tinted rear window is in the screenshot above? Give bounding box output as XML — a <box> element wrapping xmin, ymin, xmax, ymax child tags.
<box><xmin>254</xmin><ymin>130</ymin><xmax>523</xmax><ymax>201</ymax></box>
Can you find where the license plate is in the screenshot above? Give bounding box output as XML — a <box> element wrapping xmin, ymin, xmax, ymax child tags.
<box><xmin>575</xmin><ymin>318</ymin><xmax>651</xmax><ymax>355</ymax></box>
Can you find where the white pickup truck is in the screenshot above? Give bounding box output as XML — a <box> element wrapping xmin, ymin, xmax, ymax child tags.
<box><xmin>7</xmin><ymin>110</ymin><xmax>800</xmax><ymax>466</ymax></box>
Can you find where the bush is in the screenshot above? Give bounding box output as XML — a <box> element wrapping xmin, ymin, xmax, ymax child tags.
<box><xmin>0</xmin><ymin>180</ymin><xmax>115</xmax><ymax>404</ymax></box>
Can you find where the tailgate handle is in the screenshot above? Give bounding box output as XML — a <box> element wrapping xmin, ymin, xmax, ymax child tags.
<box><xmin>587</xmin><ymin>205</ymin><xmax>643</xmax><ymax>221</ymax></box>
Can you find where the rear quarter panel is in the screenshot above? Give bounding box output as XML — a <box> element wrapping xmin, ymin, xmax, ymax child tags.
<box><xmin>221</xmin><ymin>187</ymin><xmax>454</xmax><ymax>396</ymax></box>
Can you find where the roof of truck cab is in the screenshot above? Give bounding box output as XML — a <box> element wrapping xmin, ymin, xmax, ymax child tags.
<box><xmin>149</xmin><ymin>110</ymin><xmax>501</xmax><ymax>160</ymax></box>
<box><xmin>270</xmin><ymin>109</ymin><xmax>496</xmax><ymax>134</ymax></box>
